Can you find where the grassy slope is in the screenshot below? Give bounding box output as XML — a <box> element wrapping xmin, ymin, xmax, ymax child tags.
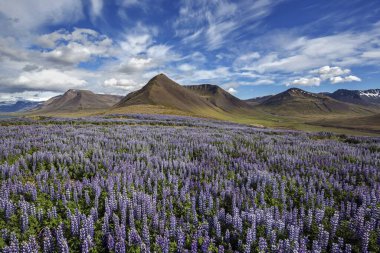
<box><xmin>17</xmin><ymin>104</ymin><xmax>379</xmax><ymax>136</ymax></box>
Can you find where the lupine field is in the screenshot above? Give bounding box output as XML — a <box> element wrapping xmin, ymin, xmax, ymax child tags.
<box><xmin>0</xmin><ymin>115</ymin><xmax>379</xmax><ymax>253</ymax></box>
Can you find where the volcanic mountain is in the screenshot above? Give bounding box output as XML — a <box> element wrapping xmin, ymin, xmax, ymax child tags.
<box><xmin>114</xmin><ymin>74</ymin><xmax>225</xmax><ymax>115</ymax></box>
<box><xmin>34</xmin><ymin>89</ymin><xmax>123</xmax><ymax>113</ymax></box>
<box><xmin>184</xmin><ymin>84</ymin><xmax>251</xmax><ymax>112</ymax></box>
<box><xmin>325</xmin><ymin>89</ymin><xmax>380</xmax><ymax>106</ymax></box>
<box><xmin>256</xmin><ymin>88</ymin><xmax>373</xmax><ymax>115</ymax></box>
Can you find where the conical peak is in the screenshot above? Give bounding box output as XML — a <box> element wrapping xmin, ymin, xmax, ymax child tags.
<box><xmin>286</xmin><ymin>88</ymin><xmax>304</xmax><ymax>93</ymax></box>
<box><xmin>65</xmin><ymin>89</ymin><xmax>93</xmax><ymax>95</ymax></box>
<box><xmin>150</xmin><ymin>73</ymin><xmax>170</xmax><ymax>81</ymax></box>
<box><xmin>146</xmin><ymin>73</ymin><xmax>179</xmax><ymax>88</ymax></box>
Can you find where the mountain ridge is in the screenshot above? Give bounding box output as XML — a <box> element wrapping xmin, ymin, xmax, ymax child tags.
<box><xmin>324</xmin><ymin>88</ymin><xmax>380</xmax><ymax>106</ymax></box>
<box><xmin>184</xmin><ymin>84</ymin><xmax>251</xmax><ymax>112</ymax></box>
<box><xmin>33</xmin><ymin>89</ymin><xmax>123</xmax><ymax>113</ymax></box>
<box><xmin>255</xmin><ymin>87</ymin><xmax>373</xmax><ymax>115</ymax></box>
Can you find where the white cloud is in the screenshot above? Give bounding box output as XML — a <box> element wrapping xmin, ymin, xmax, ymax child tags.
<box><xmin>330</xmin><ymin>75</ymin><xmax>361</xmax><ymax>84</ymax></box>
<box><xmin>38</xmin><ymin>28</ymin><xmax>114</xmax><ymax>65</ymax></box>
<box><xmin>311</xmin><ymin>66</ymin><xmax>350</xmax><ymax>80</ymax></box>
<box><xmin>174</xmin><ymin>0</ymin><xmax>282</xmax><ymax>50</ymax></box>
<box><xmin>253</xmin><ymin>79</ymin><xmax>275</xmax><ymax>85</ymax></box>
<box><xmin>0</xmin><ymin>91</ymin><xmax>61</xmax><ymax>102</ymax></box>
<box><xmin>234</xmin><ymin>52</ymin><xmax>261</xmax><ymax>69</ymax></box>
<box><xmin>117</xmin><ymin>30</ymin><xmax>180</xmax><ymax>75</ymax></box>
<box><xmin>239</xmin><ymin>25</ymin><xmax>380</xmax><ymax>75</ymax></box>
<box><xmin>147</xmin><ymin>45</ymin><xmax>179</xmax><ymax>61</ymax></box>
<box><xmin>120</xmin><ymin>34</ymin><xmax>152</xmax><ymax>55</ymax></box>
<box><xmin>103</xmin><ymin>78</ymin><xmax>138</xmax><ymax>91</ymax></box>
<box><xmin>178</xmin><ymin>64</ymin><xmax>196</xmax><ymax>72</ymax></box>
<box><xmin>206</xmin><ymin>21</ymin><xmax>237</xmax><ymax>50</ymax></box>
<box><xmin>90</xmin><ymin>0</ymin><xmax>104</xmax><ymax>20</ymax></box>
<box><xmin>0</xmin><ymin>0</ymin><xmax>83</xmax><ymax>34</ymax></box>
<box><xmin>289</xmin><ymin>77</ymin><xmax>321</xmax><ymax>86</ymax></box>
<box><xmin>12</xmin><ymin>69</ymin><xmax>87</xmax><ymax>91</ymax></box>
<box><xmin>227</xmin><ymin>87</ymin><xmax>237</xmax><ymax>94</ymax></box>
<box><xmin>117</xmin><ymin>0</ymin><xmax>140</xmax><ymax>7</ymax></box>
<box><xmin>289</xmin><ymin>66</ymin><xmax>361</xmax><ymax>86</ymax></box>
<box><xmin>194</xmin><ymin>67</ymin><xmax>231</xmax><ymax>80</ymax></box>
<box><xmin>362</xmin><ymin>50</ymin><xmax>380</xmax><ymax>58</ymax></box>
<box><xmin>0</xmin><ymin>37</ymin><xmax>29</xmax><ymax>62</ymax></box>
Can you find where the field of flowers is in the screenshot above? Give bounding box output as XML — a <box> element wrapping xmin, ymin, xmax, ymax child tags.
<box><xmin>0</xmin><ymin>115</ymin><xmax>379</xmax><ymax>252</ymax></box>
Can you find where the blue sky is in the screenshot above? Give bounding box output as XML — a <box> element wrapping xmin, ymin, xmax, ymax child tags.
<box><xmin>0</xmin><ymin>0</ymin><xmax>380</xmax><ymax>101</ymax></box>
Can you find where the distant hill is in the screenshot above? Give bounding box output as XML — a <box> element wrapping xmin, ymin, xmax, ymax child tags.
<box><xmin>184</xmin><ymin>84</ymin><xmax>250</xmax><ymax>112</ymax></box>
<box><xmin>325</xmin><ymin>89</ymin><xmax>380</xmax><ymax>106</ymax></box>
<box><xmin>0</xmin><ymin>100</ymin><xmax>42</xmax><ymax>113</ymax></box>
<box><xmin>114</xmin><ymin>74</ymin><xmax>224</xmax><ymax>115</ymax></box>
<box><xmin>256</xmin><ymin>88</ymin><xmax>373</xmax><ymax>115</ymax></box>
<box><xmin>33</xmin><ymin>89</ymin><xmax>123</xmax><ymax>113</ymax></box>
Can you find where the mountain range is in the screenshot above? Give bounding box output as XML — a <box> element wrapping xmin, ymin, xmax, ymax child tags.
<box><xmin>325</xmin><ymin>89</ymin><xmax>380</xmax><ymax>106</ymax></box>
<box><xmin>0</xmin><ymin>100</ymin><xmax>42</xmax><ymax>113</ymax></box>
<box><xmin>254</xmin><ymin>88</ymin><xmax>374</xmax><ymax>115</ymax></box>
<box><xmin>3</xmin><ymin>74</ymin><xmax>379</xmax><ymax>134</ymax></box>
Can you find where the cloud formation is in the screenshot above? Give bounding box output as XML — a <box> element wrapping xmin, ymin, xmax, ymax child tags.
<box><xmin>12</xmin><ymin>69</ymin><xmax>87</xmax><ymax>91</ymax></box>
<box><xmin>38</xmin><ymin>28</ymin><xmax>114</xmax><ymax>66</ymax></box>
<box><xmin>289</xmin><ymin>77</ymin><xmax>321</xmax><ymax>87</ymax></box>
<box><xmin>0</xmin><ymin>0</ymin><xmax>83</xmax><ymax>34</ymax></box>
<box><xmin>174</xmin><ymin>0</ymin><xmax>282</xmax><ymax>50</ymax></box>
<box><xmin>0</xmin><ymin>0</ymin><xmax>379</xmax><ymax>101</ymax></box>
<box><xmin>289</xmin><ymin>66</ymin><xmax>361</xmax><ymax>86</ymax></box>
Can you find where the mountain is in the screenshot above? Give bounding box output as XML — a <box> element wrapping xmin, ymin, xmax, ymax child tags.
<box><xmin>325</xmin><ymin>89</ymin><xmax>380</xmax><ymax>106</ymax></box>
<box><xmin>245</xmin><ymin>95</ymin><xmax>273</xmax><ymax>105</ymax></box>
<box><xmin>184</xmin><ymin>84</ymin><xmax>251</xmax><ymax>112</ymax></box>
<box><xmin>0</xmin><ymin>100</ymin><xmax>42</xmax><ymax>113</ymax></box>
<box><xmin>256</xmin><ymin>88</ymin><xmax>372</xmax><ymax>115</ymax></box>
<box><xmin>33</xmin><ymin>89</ymin><xmax>123</xmax><ymax>113</ymax></box>
<box><xmin>114</xmin><ymin>74</ymin><xmax>223</xmax><ymax>115</ymax></box>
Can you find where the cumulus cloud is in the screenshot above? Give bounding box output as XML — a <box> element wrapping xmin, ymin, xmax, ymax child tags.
<box><xmin>38</xmin><ymin>28</ymin><xmax>114</xmax><ymax>66</ymax></box>
<box><xmin>289</xmin><ymin>77</ymin><xmax>321</xmax><ymax>86</ymax></box>
<box><xmin>103</xmin><ymin>78</ymin><xmax>138</xmax><ymax>91</ymax></box>
<box><xmin>311</xmin><ymin>66</ymin><xmax>351</xmax><ymax>80</ymax></box>
<box><xmin>227</xmin><ymin>87</ymin><xmax>237</xmax><ymax>94</ymax></box>
<box><xmin>289</xmin><ymin>66</ymin><xmax>361</xmax><ymax>86</ymax></box>
<box><xmin>12</xmin><ymin>69</ymin><xmax>87</xmax><ymax>91</ymax></box>
<box><xmin>330</xmin><ymin>75</ymin><xmax>361</xmax><ymax>84</ymax></box>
